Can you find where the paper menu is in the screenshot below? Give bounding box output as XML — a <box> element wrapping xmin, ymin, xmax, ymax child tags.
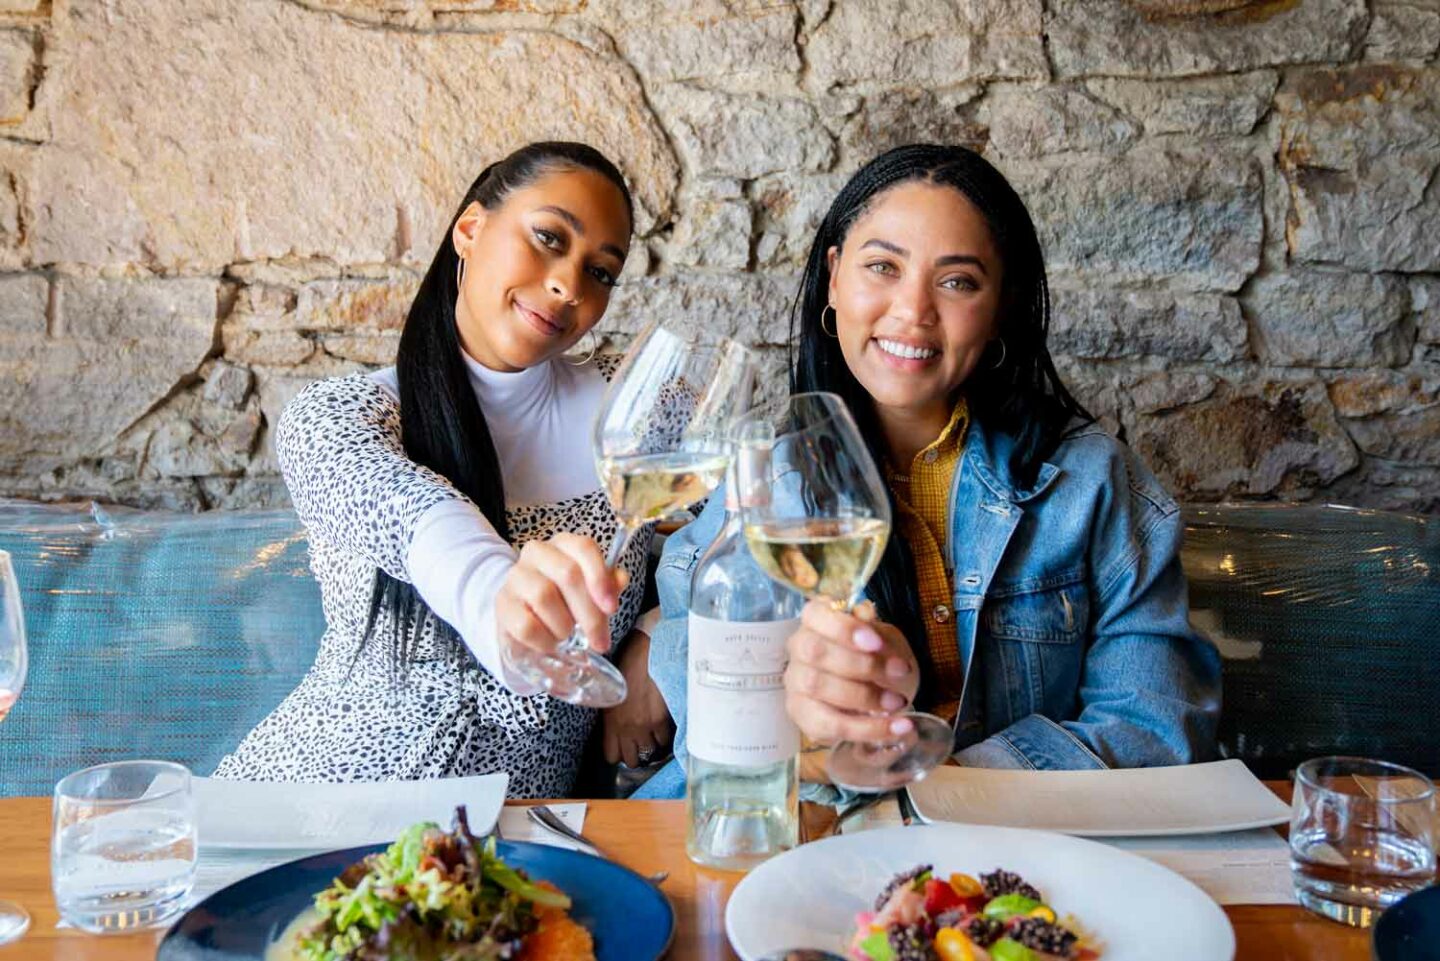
<box><xmin>1106</xmin><ymin>829</ymin><xmax>1297</xmax><ymax>906</ymax></box>
<box><xmin>193</xmin><ymin>772</ymin><xmax>509</xmax><ymax>850</ymax></box>
<box><xmin>496</xmin><ymin>802</ymin><xmax>591</xmax><ymax>852</ymax></box>
<box><xmin>906</xmin><ymin>759</ymin><xmax>1291</xmax><ymax>836</ymax></box>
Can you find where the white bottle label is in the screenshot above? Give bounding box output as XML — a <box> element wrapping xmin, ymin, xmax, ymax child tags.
<box><xmin>687</xmin><ymin>611</ymin><xmax>801</xmax><ymax>767</ymax></box>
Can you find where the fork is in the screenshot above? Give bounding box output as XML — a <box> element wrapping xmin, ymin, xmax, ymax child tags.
<box><xmin>526</xmin><ymin>805</ymin><xmax>669</xmax><ymax>886</ymax></box>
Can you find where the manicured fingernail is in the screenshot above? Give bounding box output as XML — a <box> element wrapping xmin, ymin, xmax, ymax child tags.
<box><xmin>890</xmin><ymin>717</ymin><xmax>914</xmax><ymax>736</ymax></box>
<box><xmin>881</xmin><ymin>691</ymin><xmax>906</xmax><ymax>711</ymax></box>
<box><xmin>885</xmin><ymin>657</ymin><xmax>910</xmax><ymax>677</ymax></box>
<box><xmin>852</xmin><ymin>627</ymin><xmax>883</xmax><ymax>652</ymax></box>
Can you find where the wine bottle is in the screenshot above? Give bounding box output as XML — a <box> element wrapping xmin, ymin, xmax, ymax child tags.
<box><xmin>685</xmin><ymin>469</ymin><xmax>804</xmax><ymax>872</ymax></box>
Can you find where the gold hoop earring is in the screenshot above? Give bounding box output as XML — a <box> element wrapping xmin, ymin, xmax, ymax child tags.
<box><xmin>820</xmin><ymin>304</ymin><xmax>838</xmax><ymax>338</ymax></box>
<box><xmin>455</xmin><ymin>253</ymin><xmax>467</xmax><ymax>292</ymax></box>
<box><xmin>989</xmin><ymin>337</ymin><xmax>1007</xmax><ymax>370</ymax></box>
<box><xmin>566</xmin><ymin>330</ymin><xmax>599</xmax><ymax>366</ymax></box>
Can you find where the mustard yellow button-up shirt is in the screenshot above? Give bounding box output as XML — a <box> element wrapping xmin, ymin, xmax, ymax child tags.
<box><xmin>887</xmin><ymin>399</ymin><xmax>969</xmax><ymax>718</ymax></box>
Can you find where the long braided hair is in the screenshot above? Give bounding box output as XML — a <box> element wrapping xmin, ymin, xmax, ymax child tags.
<box><xmin>790</xmin><ymin>144</ymin><xmax>1091</xmax><ymax>707</ymax></box>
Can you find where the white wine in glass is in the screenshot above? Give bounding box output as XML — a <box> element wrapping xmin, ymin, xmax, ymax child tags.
<box><xmin>736</xmin><ymin>393</ymin><xmax>953</xmax><ymax>793</ymax></box>
<box><xmin>744</xmin><ymin>516</ymin><xmax>891</xmax><ymax>602</ymax></box>
<box><xmin>598</xmin><ymin>452</ymin><xmax>730</xmax><ymax>525</ymax></box>
<box><xmin>0</xmin><ymin>551</ymin><xmax>30</xmax><ymax>943</ymax></box>
<box><xmin>501</xmin><ymin>324</ymin><xmax>757</xmax><ymax>708</ymax></box>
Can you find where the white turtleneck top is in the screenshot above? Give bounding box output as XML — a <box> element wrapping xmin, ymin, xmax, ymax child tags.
<box><xmin>215</xmin><ymin>353</ymin><xmax>657</xmax><ymax>796</ymax></box>
<box><xmin>373</xmin><ymin>354</ymin><xmax>613</xmax><ymax>695</ymax></box>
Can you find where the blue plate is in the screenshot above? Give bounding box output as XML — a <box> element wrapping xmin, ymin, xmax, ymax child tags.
<box><xmin>157</xmin><ymin>840</ymin><xmax>674</xmax><ymax>961</ymax></box>
<box><xmin>1373</xmin><ymin>885</ymin><xmax>1440</xmax><ymax>961</ymax></box>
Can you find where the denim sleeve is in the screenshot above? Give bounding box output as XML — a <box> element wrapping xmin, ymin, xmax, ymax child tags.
<box><xmin>956</xmin><ymin>499</ymin><xmax>1223</xmax><ymax>771</ymax></box>
<box><xmin>645</xmin><ymin>492</ymin><xmax>726</xmax><ymax>779</ymax></box>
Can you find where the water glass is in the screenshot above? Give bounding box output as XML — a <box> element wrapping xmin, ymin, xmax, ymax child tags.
<box><xmin>52</xmin><ymin>760</ymin><xmax>197</xmax><ymax>933</ymax></box>
<box><xmin>1289</xmin><ymin>756</ymin><xmax>1436</xmax><ymax>927</ymax></box>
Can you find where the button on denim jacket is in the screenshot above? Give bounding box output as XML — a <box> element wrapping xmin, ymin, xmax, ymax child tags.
<box><xmin>634</xmin><ymin>416</ymin><xmax>1223</xmax><ymax>800</ymax></box>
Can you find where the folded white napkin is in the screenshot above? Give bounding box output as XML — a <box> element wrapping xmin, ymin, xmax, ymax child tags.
<box><xmin>193</xmin><ymin>773</ymin><xmax>509</xmax><ymax>850</ymax></box>
<box><xmin>907</xmin><ymin>759</ymin><xmax>1290</xmax><ymax>836</ymax></box>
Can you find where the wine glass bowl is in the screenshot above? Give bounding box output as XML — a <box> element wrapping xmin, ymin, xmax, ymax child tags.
<box><xmin>500</xmin><ymin>324</ymin><xmax>756</xmax><ymax>708</ymax></box>
<box><xmin>734</xmin><ymin>394</ymin><xmax>953</xmax><ymax>793</ymax></box>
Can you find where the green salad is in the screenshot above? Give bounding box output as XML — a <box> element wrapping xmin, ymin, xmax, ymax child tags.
<box><xmin>294</xmin><ymin>806</ymin><xmax>569</xmax><ymax>961</ymax></box>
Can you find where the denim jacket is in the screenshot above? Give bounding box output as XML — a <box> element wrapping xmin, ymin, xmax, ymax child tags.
<box><xmin>637</xmin><ymin>416</ymin><xmax>1222</xmax><ymax>799</ymax></box>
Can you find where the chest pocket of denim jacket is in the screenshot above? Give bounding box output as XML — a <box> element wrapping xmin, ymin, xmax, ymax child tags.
<box><xmin>983</xmin><ymin>571</ymin><xmax>1089</xmax><ymax>644</ymax></box>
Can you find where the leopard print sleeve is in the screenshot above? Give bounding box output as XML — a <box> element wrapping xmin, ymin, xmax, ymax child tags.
<box><xmin>593</xmin><ymin>352</ymin><xmax>624</xmax><ymax>381</ymax></box>
<box><xmin>274</xmin><ymin>374</ymin><xmax>473</xmax><ymax>582</ymax></box>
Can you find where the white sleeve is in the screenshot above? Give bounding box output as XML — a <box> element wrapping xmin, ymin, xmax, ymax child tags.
<box><xmin>633</xmin><ymin>606</ymin><xmax>662</xmax><ymax>639</ymax></box>
<box><xmin>405</xmin><ymin>498</ymin><xmax>544</xmax><ymax>696</ymax></box>
<box><xmin>276</xmin><ymin>376</ymin><xmax>470</xmax><ymax>581</ymax></box>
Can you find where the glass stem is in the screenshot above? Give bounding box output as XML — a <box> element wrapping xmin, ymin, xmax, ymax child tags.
<box><xmin>603</xmin><ymin>523</ymin><xmax>633</xmax><ymax>569</ymax></box>
<box><xmin>556</xmin><ymin>524</ymin><xmax>634</xmax><ymax>657</ymax></box>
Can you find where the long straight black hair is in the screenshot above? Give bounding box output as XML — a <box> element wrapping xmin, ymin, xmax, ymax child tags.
<box><xmin>790</xmin><ymin>144</ymin><xmax>1091</xmax><ymax>707</ymax></box>
<box><xmin>359</xmin><ymin>142</ymin><xmax>633</xmax><ymax>675</ymax></box>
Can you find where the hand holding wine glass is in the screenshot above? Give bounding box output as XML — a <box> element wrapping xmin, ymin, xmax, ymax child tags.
<box><xmin>735</xmin><ymin>393</ymin><xmax>952</xmax><ymax>793</ymax></box>
<box><xmin>500</xmin><ymin>322</ymin><xmax>756</xmax><ymax>708</ymax></box>
<box><xmin>783</xmin><ymin>599</ymin><xmax>922</xmax><ymax>740</ymax></box>
<box><xmin>0</xmin><ymin>551</ymin><xmax>30</xmax><ymax>942</ymax></box>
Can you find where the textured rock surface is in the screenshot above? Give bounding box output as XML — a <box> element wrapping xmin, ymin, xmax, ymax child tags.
<box><xmin>1246</xmin><ymin>270</ymin><xmax>1415</xmax><ymax>368</ymax></box>
<box><xmin>806</xmin><ymin>0</ymin><xmax>1046</xmax><ymax>89</ymax></box>
<box><xmin>1049</xmin><ymin>284</ymin><xmax>1247</xmax><ymax>362</ymax></box>
<box><xmin>1047</xmin><ymin>0</ymin><xmax>1368</xmax><ymax>78</ymax></box>
<box><xmin>1006</xmin><ymin>148</ymin><xmax>1263</xmax><ymax>291</ymax></box>
<box><xmin>3</xmin><ymin>0</ymin><xmax>1439</xmax><ymax>515</ymax></box>
<box><xmin>1129</xmin><ymin>376</ymin><xmax>1359</xmax><ymax>498</ymax></box>
<box><xmin>652</xmin><ymin>85</ymin><xmax>834</xmax><ymax>179</ymax></box>
<box><xmin>1084</xmin><ymin>72</ymin><xmax>1279</xmax><ymax>136</ymax></box>
<box><xmin>30</xmin><ymin>0</ymin><xmax>679</xmax><ymax>272</ymax></box>
<box><xmin>1277</xmin><ymin>66</ymin><xmax>1440</xmax><ymax>273</ymax></box>
<box><xmin>1364</xmin><ymin>1</ymin><xmax>1440</xmax><ymax>61</ymax></box>
<box><xmin>0</xmin><ymin>277</ymin><xmax>217</xmax><ymax>474</ymax></box>
<box><xmin>982</xmin><ymin>85</ymin><xmax>1139</xmax><ymax>157</ymax></box>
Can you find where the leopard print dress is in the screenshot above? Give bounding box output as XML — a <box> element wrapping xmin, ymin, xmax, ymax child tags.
<box><xmin>214</xmin><ymin>357</ymin><xmax>649</xmax><ymax>798</ymax></box>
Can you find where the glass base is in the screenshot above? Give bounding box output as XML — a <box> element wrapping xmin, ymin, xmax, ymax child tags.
<box><xmin>1293</xmin><ymin>873</ymin><xmax>1421</xmax><ymax>929</ymax></box>
<box><xmin>827</xmin><ymin>712</ymin><xmax>953</xmax><ymax>793</ymax></box>
<box><xmin>56</xmin><ymin>882</ymin><xmax>190</xmax><ymax>935</ymax></box>
<box><xmin>686</xmin><ymin>805</ymin><xmax>795</xmax><ymax>873</ymax></box>
<box><xmin>501</xmin><ymin>642</ymin><xmax>628</xmax><ymax>709</ymax></box>
<box><xmin>0</xmin><ymin>901</ymin><xmax>29</xmax><ymax>944</ymax></box>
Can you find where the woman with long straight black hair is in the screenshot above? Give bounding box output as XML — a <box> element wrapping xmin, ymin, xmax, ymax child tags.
<box><xmin>648</xmin><ymin>144</ymin><xmax>1221</xmax><ymax>794</ymax></box>
<box><xmin>217</xmin><ymin>142</ymin><xmax>674</xmax><ymax>796</ymax></box>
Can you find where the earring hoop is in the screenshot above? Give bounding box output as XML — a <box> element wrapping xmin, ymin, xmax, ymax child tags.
<box><xmin>989</xmin><ymin>337</ymin><xmax>1007</xmax><ymax>370</ymax></box>
<box><xmin>455</xmin><ymin>252</ymin><xmax>468</xmax><ymax>292</ymax></box>
<box><xmin>566</xmin><ymin>330</ymin><xmax>599</xmax><ymax>367</ymax></box>
<box><xmin>820</xmin><ymin>304</ymin><xmax>838</xmax><ymax>338</ymax></box>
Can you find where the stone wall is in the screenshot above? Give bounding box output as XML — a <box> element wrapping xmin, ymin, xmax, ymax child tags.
<box><xmin>2</xmin><ymin>0</ymin><xmax>1438</xmax><ymax>513</ymax></box>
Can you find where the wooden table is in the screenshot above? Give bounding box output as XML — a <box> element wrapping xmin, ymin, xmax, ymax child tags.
<box><xmin>0</xmin><ymin>784</ymin><xmax>1371</xmax><ymax>960</ymax></box>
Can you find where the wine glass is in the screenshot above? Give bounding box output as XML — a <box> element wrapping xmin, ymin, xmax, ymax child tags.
<box><xmin>0</xmin><ymin>551</ymin><xmax>30</xmax><ymax>943</ymax></box>
<box><xmin>501</xmin><ymin>322</ymin><xmax>757</xmax><ymax>708</ymax></box>
<box><xmin>734</xmin><ymin>393</ymin><xmax>952</xmax><ymax>793</ymax></box>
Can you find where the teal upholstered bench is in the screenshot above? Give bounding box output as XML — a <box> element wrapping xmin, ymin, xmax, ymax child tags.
<box><xmin>0</xmin><ymin>500</ymin><xmax>324</xmax><ymax>796</ymax></box>
<box><xmin>1183</xmin><ymin>504</ymin><xmax>1439</xmax><ymax>779</ymax></box>
<box><xmin>1</xmin><ymin>498</ymin><xmax>1436</xmax><ymax>796</ymax></box>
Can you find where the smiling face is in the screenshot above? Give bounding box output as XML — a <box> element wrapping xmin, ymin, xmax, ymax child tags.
<box><xmin>826</xmin><ymin>180</ymin><xmax>1003</xmax><ymax>422</ymax></box>
<box><xmin>452</xmin><ymin>166</ymin><xmax>632</xmax><ymax>372</ymax></box>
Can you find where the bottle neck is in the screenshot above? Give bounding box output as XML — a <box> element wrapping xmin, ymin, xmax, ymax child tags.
<box><xmin>722</xmin><ymin>460</ymin><xmax>742</xmax><ymax>519</ymax></box>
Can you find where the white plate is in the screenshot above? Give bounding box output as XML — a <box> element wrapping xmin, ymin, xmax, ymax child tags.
<box><xmin>725</xmin><ymin>823</ymin><xmax>1235</xmax><ymax>961</ymax></box>
<box><xmin>194</xmin><ymin>773</ymin><xmax>508</xmax><ymax>850</ymax></box>
<box><xmin>907</xmin><ymin>760</ymin><xmax>1290</xmax><ymax>837</ymax></box>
